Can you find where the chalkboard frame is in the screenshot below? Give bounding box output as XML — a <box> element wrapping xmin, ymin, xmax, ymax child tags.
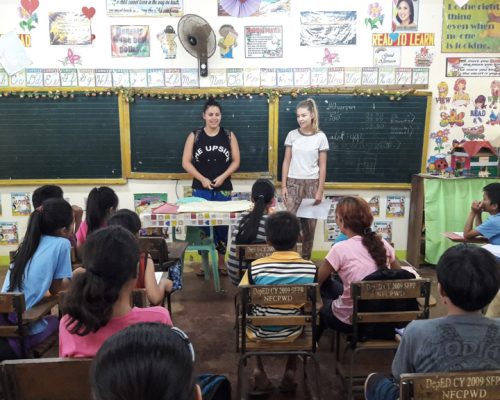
<box><xmin>123</xmin><ymin>88</ymin><xmax>275</xmax><ymax>180</ymax></box>
<box><xmin>0</xmin><ymin>88</ymin><xmax>127</xmax><ymax>185</ymax></box>
<box><xmin>273</xmin><ymin>89</ymin><xmax>432</xmax><ymax>189</ymax></box>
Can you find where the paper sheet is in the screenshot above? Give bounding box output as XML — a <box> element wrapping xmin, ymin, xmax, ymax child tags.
<box><xmin>296</xmin><ymin>198</ymin><xmax>333</xmax><ymax>220</ymax></box>
<box><xmin>0</xmin><ymin>31</ymin><xmax>32</xmax><ymax>75</ymax></box>
<box><xmin>482</xmin><ymin>244</ymin><xmax>500</xmax><ymax>258</ymax></box>
<box><xmin>155</xmin><ymin>272</ymin><xmax>164</xmax><ymax>284</ymax></box>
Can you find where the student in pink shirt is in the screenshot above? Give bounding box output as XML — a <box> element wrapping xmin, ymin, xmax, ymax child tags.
<box><xmin>316</xmin><ymin>196</ymin><xmax>400</xmax><ymax>339</ymax></box>
<box><xmin>59</xmin><ymin>225</ymin><xmax>172</xmax><ymax>358</ymax></box>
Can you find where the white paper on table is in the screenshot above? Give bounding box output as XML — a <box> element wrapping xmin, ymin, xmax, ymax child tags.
<box><xmin>482</xmin><ymin>244</ymin><xmax>500</xmax><ymax>258</ymax></box>
<box><xmin>0</xmin><ymin>31</ymin><xmax>32</xmax><ymax>75</ymax></box>
<box><xmin>452</xmin><ymin>232</ymin><xmax>464</xmax><ymax>237</ymax></box>
<box><xmin>155</xmin><ymin>272</ymin><xmax>164</xmax><ymax>284</ymax></box>
<box><xmin>296</xmin><ymin>198</ymin><xmax>333</xmax><ymax>220</ymax></box>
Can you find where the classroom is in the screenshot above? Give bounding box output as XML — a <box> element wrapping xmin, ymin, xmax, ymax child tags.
<box><xmin>0</xmin><ymin>0</ymin><xmax>498</xmax><ymax>399</ymax></box>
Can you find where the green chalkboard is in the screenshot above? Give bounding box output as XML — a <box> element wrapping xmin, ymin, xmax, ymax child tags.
<box><xmin>129</xmin><ymin>96</ymin><xmax>269</xmax><ymax>174</ymax></box>
<box><xmin>278</xmin><ymin>94</ymin><xmax>429</xmax><ymax>184</ymax></box>
<box><xmin>0</xmin><ymin>95</ymin><xmax>122</xmax><ymax>181</ymax></box>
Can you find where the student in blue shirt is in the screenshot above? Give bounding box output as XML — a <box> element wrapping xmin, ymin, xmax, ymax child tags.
<box><xmin>464</xmin><ymin>182</ymin><xmax>500</xmax><ymax>244</ymax></box>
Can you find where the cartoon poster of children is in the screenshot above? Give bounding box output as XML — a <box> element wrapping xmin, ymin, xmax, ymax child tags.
<box><xmin>218</xmin><ymin>24</ymin><xmax>238</xmax><ymax>58</ymax></box>
<box><xmin>452</xmin><ymin>78</ymin><xmax>470</xmax><ymax>108</ymax></box>
<box><xmin>471</xmin><ymin>95</ymin><xmax>487</xmax><ymax>124</ymax></box>
<box><xmin>0</xmin><ymin>222</ymin><xmax>19</xmax><ymax>246</ymax></box>
<box><xmin>386</xmin><ymin>195</ymin><xmax>405</xmax><ymax>218</ymax></box>
<box><xmin>374</xmin><ymin>220</ymin><xmax>392</xmax><ymax>242</ymax></box>
<box><xmin>157</xmin><ymin>25</ymin><xmax>177</xmax><ymax>59</ymax></box>
<box><xmin>369</xmin><ymin>195</ymin><xmax>380</xmax><ymax>217</ymax></box>
<box><xmin>436</xmin><ymin>81</ymin><xmax>449</xmax><ymax>111</ymax></box>
<box><xmin>11</xmin><ymin>192</ymin><xmax>31</xmax><ymax>216</ymax></box>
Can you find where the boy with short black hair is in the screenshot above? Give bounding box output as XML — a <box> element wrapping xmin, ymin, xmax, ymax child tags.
<box><xmin>464</xmin><ymin>182</ymin><xmax>500</xmax><ymax>244</ymax></box>
<box><xmin>240</xmin><ymin>211</ymin><xmax>317</xmax><ymax>394</ymax></box>
<box><xmin>364</xmin><ymin>244</ymin><xmax>500</xmax><ymax>400</ymax></box>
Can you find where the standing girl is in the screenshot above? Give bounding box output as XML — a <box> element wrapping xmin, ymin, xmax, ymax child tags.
<box><xmin>75</xmin><ymin>186</ymin><xmax>118</xmax><ymax>255</ymax></box>
<box><xmin>226</xmin><ymin>179</ymin><xmax>275</xmax><ymax>285</ymax></box>
<box><xmin>316</xmin><ymin>196</ymin><xmax>401</xmax><ymax>337</ymax></box>
<box><xmin>59</xmin><ymin>226</ymin><xmax>172</xmax><ymax>358</ymax></box>
<box><xmin>1</xmin><ymin>198</ymin><xmax>73</xmax><ymax>359</ymax></box>
<box><xmin>182</xmin><ymin>97</ymin><xmax>241</xmax><ymax>271</ymax></box>
<box><xmin>281</xmin><ymin>98</ymin><xmax>328</xmax><ymax>260</ymax></box>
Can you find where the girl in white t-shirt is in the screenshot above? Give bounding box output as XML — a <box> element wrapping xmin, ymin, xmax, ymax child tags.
<box><xmin>281</xmin><ymin>98</ymin><xmax>329</xmax><ymax>259</ymax></box>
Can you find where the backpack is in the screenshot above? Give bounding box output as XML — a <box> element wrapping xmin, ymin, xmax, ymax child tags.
<box><xmin>197</xmin><ymin>373</ymin><xmax>232</xmax><ymax>400</ymax></box>
<box><xmin>358</xmin><ymin>268</ymin><xmax>419</xmax><ymax>340</ymax></box>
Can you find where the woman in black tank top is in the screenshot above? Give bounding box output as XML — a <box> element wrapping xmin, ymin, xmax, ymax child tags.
<box><xmin>182</xmin><ymin>97</ymin><xmax>241</xmax><ymax>273</ymax></box>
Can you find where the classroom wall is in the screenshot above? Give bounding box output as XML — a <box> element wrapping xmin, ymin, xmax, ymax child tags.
<box><xmin>0</xmin><ymin>0</ymin><xmax>498</xmax><ymax>262</ymax></box>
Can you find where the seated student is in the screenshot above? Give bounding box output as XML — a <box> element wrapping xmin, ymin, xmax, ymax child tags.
<box><xmin>108</xmin><ymin>209</ymin><xmax>173</xmax><ymax>305</ymax></box>
<box><xmin>92</xmin><ymin>323</ymin><xmax>201</xmax><ymax>400</ymax></box>
<box><xmin>364</xmin><ymin>244</ymin><xmax>500</xmax><ymax>400</ymax></box>
<box><xmin>31</xmin><ymin>184</ymin><xmax>83</xmax><ymax>246</ymax></box>
<box><xmin>464</xmin><ymin>182</ymin><xmax>500</xmax><ymax>244</ymax></box>
<box><xmin>227</xmin><ymin>179</ymin><xmax>275</xmax><ymax>285</ymax></box>
<box><xmin>317</xmin><ymin>196</ymin><xmax>401</xmax><ymax>338</ymax></box>
<box><xmin>59</xmin><ymin>226</ymin><xmax>172</xmax><ymax>358</ymax></box>
<box><xmin>240</xmin><ymin>211</ymin><xmax>317</xmax><ymax>394</ymax></box>
<box><xmin>1</xmin><ymin>198</ymin><xmax>73</xmax><ymax>360</ymax></box>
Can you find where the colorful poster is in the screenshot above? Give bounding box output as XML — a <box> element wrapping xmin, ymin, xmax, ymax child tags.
<box><xmin>386</xmin><ymin>195</ymin><xmax>405</xmax><ymax>218</ymax></box>
<box><xmin>374</xmin><ymin>47</ymin><xmax>401</xmax><ymax>66</ymax></box>
<box><xmin>106</xmin><ymin>0</ymin><xmax>183</xmax><ymax>17</ymax></box>
<box><xmin>49</xmin><ymin>12</ymin><xmax>92</xmax><ymax>45</ymax></box>
<box><xmin>218</xmin><ymin>0</ymin><xmax>290</xmax><ymax>17</ymax></box>
<box><xmin>369</xmin><ymin>196</ymin><xmax>380</xmax><ymax>217</ymax></box>
<box><xmin>323</xmin><ymin>195</ymin><xmax>358</xmax><ymax>242</ymax></box>
<box><xmin>134</xmin><ymin>193</ymin><xmax>168</xmax><ymax>214</ymax></box>
<box><xmin>244</xmin><ymin>26</ymin><xmax>283</xmax><ymax>58</ymax></box>
<box><xmin>446</xmin><ymin>57</ymin><xmax>500</xmax><ymax>77</ymax></box>
<box><xmin>392</xmin><ymin>0</ymin><xmax>419</xmax><ymax>31</ymax></box>
<box><xmin>0</xmin><ymin>222</ymin><xmax>18</xmax><ymax>246</ymax></box>
<box><xmin>372</xmin><ymin>33</ymin><xmax>434</xmax><ymax>46</ymax></box>
<box><xmin>442</xmin><ymin>0</ymin><xmax>500</xmax><ymax>53</ymax></box>
<box><xmin>111</xmin><ymin>26</ymin><xmax>150</xmax><ymax>57</ymax></box>
<box><xmin>300</xmin><ymin>11</ymin><xmax>357</xmax><ymax>46</ymax></box>
<box><xmin>374</xmin><ymin>220</ymin><xmax>392</xmax><ymax>242</ymax></box>
<box><xmin>11</xmin><ymin>192</ymin><xmax>31</xmax><ymax>216</ymax></box>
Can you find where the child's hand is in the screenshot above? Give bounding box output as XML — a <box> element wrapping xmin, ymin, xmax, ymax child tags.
<box><xmin>200</xmin><ymin>177</ymin><xmax>213</xmax><ymax>189</ymax></box>
<box><xmin>282</xmin><ymin>187</ymin><xmax>288</xmax><ymax>201</ymax></box>
<box><xmin>471</xmin><ymin>200</ymin><xmax>483</xmax><ymax>213</ymax></box>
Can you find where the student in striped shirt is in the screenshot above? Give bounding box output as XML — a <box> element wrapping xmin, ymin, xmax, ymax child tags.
<box><xmin>240</xmin><ymin>211</ymin><xmax>317</xmax><ymax>394</ymax></box>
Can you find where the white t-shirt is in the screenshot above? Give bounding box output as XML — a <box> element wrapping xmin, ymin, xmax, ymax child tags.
<box><xmin>284</xmin><ymin>129</ymin><xmax>329</xmax><ymax>179</ymax></box>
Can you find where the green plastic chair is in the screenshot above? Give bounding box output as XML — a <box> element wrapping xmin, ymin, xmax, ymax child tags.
<box><xmin>184</xmin><ymin>226</ymin><xmax>220</xmax><ymax>292</ymax></box>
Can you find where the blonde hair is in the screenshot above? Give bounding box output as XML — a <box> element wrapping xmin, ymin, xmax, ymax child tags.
<box><xmin>296</xmin><ymin>98</ymin><xmax>320</xmax><ymax>133</ymax></box>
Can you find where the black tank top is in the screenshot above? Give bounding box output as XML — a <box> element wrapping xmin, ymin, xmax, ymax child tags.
<box><xmin>191</xmin><ymin>127</ymin><xmax>233</xmax><ymax>191</ymax></box>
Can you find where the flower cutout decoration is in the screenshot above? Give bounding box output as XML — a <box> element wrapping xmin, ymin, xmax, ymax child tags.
<box><xmin>365</xmin><ymin>3</ymin><xmax>384</xmax><ymax>30</ymax></box>
<box><xmin>430</xmin><ymin>129</ymin><xmax>450</xmax><ymax>152</ymax></box>
<box><xmin>18</xmin><ymin>0</ymin><xmax>39</xmax><ymax>31</ymax></box>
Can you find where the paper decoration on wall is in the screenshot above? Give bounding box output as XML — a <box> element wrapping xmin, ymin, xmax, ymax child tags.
<box><xmin>414</xmin><ymin>47</ymin><xmax>433</xmax><ymax>67</ymax></box>
<box><xmin>49</xmin><ymin>12</ymin><xmax>92</xmax><ymax>45</ymax></box>
<box><xmin>392</xmin><ymin>0</ymin><xmax>419</xmax><ymax>31</ymax></box>
<box><xmin>462</xmin><ymin>125</ymin><xmax>485</xmax><ymax>140</ymax></box>
<box><xmin>321</xmin><ymin>48</ymin><xmax>339</xmax><ymax>65</ymax></box>
<box><xmin>0</xmin><ymin>222</ymin><xmax>18</xmax><ymax>246</ymax></box>
<box><xmin>157</xmin><ymin>25</ymin><xmax>177</xmax><ymax>59</ymax></box>
<box><xmin>0</xmin><ymin>31</ymin><xmax>32</xmax><ymax>75</ymax></box>
<box><xmin>486</xmin><ymin>110</ymin><xmax>499</xmax><ymax>125</ymax></box>
<box><xmin>82</xmin><ymin>6</ymin><xmax>96</xmax><ymax>42</ymax></box>
<box><xmin>369</xmin><ymin>196</ymin><xmax>380</xmax><ymax>216</ymax></box>
<box><xmin>218</xmin><ymin>25</ymin><xmax>238</xmax><ymax>59</ymax></box>
<box><xmin>300</xmin><ymin>11</ymin><xmax>357</xmax><ymax>46</ymax></box>
<box><xmin>442</xmin><ymin>0</ymin><xmax>500</xmax><ymax>53</ymax></box>
<box><xmin>134</xmin><ymin>193</ymin><xmax>168</xmax><ymax>214</ymax></box>
<box><xmin>386</xmin><ymin>195</ymin><xmax>405</xmax><ymax>218</ymax></box>
<box><xmin>489</xmin><ymin>80</ymin><xmax>499</xmax><ymax>109</ymax></box>
<box><xmin>440</xmin><ymin>109</ymin><xmax>465</xmax><ymax>127</ymax></box>
<box><xmin>106</xmin><ymin>0</ymin><xmax>184</xmax><ymax>17</ymax></box>
<box><xmin>2</xmin><ymin>33</ymin><xmax>31</xmax><ymax>47</ymax></box>
<box><xmin>374</xmin><ymin>221</ymin><xmax>392</xmax><ymax>242</ymax></box>
<box><xmin>111</xmin><ymin>26</ymin><xmax>150</xmax><ymax>57</ymax></box>
<box><xmin>18</xmin><ymin>0</ymin><xmax>39</xmax><ymax>31</ymax></box>
<box><xmin>430</xmin><ymin>129</ymin><xmax>451</xmax><ymax>153</ymax></box>
<box><xmin>471</xmin><ymin>95</ymin><xmax>487</xmax><ymax>123</ymax></box>
<box><xmin>452</xmin><ymin>78</ymin><xmax>470</xmax><ymax>107</ymax></box>
<box><xmin>59</xmin><ymin>48</ymin><xmax>82</xmax><ymax>66</ymax></box>
<box><xmin>373</xmin><ymin>47</ymin><xmax>401</xmax><ymax>66</ymax></box>
<box><xmin>365</xmin><ymin>3</ymin><xmax>384</xmax><ymax>30</ymax></box>
<box><xmin>372</xmin><ymin>33</ymin><xmax>434</xmax><ymax>46</ymax></box>
<box><xmin>11</xmin><ymin>192</ymin><xmax>31</xmax><ymax>216</ymax></box>
<box><xmin>446</xmin><ymin>57</ymin><xmax>500</xmax><ymax>77</ymax></box>
<box><xmin>245</xmin><ymin>26</ymin><xmax>282</xmax><ymax>58</ymax></box>
<box><xmin>436</xmin><ymin>81</ymin><xmax>450</xmax><ymax>110</ymax></box>
<box><xmin>218</xmin><ymin>0</ymin><xmax>290</xmax><ymax>17</ymax></box>
<box><xmin>427</xmin><ymin>154</ymin><xmax>449</xmax><ymax>174</ymax></box>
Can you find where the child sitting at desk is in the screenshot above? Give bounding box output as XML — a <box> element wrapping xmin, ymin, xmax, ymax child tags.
<box><xmin>240</xmin><ymin>211</ymin><xmax>317</xmax><ymax>394</ymax></box>
<box><xmin>464</xmin><ymin>182</ymin><xmax>500</xmax><ymax>244</ymax></box>
<box><xmin>108</xmin><ymin>209</ymin><xmax>173</xmax><ymax>306</ymax></box>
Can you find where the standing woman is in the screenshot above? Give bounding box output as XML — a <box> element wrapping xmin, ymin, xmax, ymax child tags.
<box><xmin>182</xmin><ymin>97</ymin><xmax>240</xmax><ymax>271</ymax></box>
<box><xmin>281</xmin><ymin>98</ymin><xmax>328</xmax><ymax>260</ymax></box>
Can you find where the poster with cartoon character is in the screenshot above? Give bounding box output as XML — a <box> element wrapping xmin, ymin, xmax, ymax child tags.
<box><xmin>0</xmin><ymin>222</ymin><xmax>18</xmax><ymax>246</ymax></box>
<box><xmin>157</xmin><ymin>25</ymin><xmax>177</xmax><ymax>59</ymax></box>
<box><xmin>218</xmin><ymin>24</ymin><xmax>238</xmax><ymax>58</ymax></box>
<box><xmin>11</xmin><ymin>192</ymin><xmax>31</xmax><ymax>216</ymax></box>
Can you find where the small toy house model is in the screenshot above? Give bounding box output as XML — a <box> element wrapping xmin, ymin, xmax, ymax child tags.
<box><xmin>450</xmin><ymin>140</ymin><xmax>498</xmax><ymax>177</ymax></box>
